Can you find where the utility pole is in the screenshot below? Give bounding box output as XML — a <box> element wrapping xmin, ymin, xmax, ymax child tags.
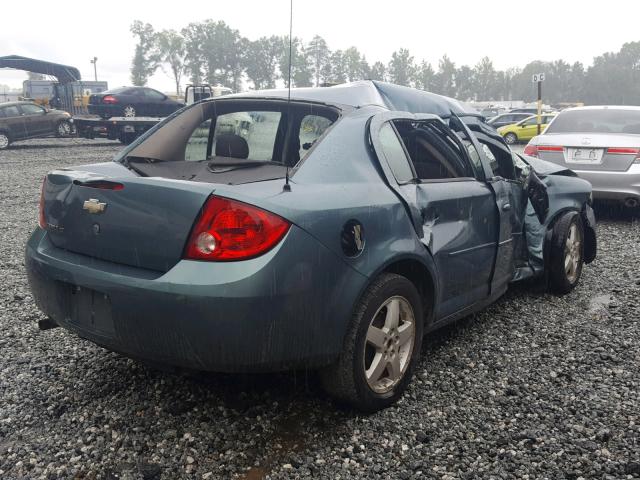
<box><xmin>90</xmin><ymin>57</ymin><xmax>98</xmax><ymax>82</ymax></box>
<box><xmin>532</xmin><ymin>72</ymin><xmax>545</xmax><ymax>135</ymax></box>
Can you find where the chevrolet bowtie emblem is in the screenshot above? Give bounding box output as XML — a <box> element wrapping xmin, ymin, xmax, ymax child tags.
<box><xmin>83</xmin><ymin>198</ymin><xmax>107</xmax><ymax>214</ymax></box>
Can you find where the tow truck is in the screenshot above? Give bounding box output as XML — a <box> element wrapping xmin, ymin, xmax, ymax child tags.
<box><xmin>73</xmin><ymin>85</ymin><xmax>230</xmax><ymax>144</ymax></box>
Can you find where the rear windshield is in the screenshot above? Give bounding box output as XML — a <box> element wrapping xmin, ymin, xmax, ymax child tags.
<box><xmin>117</xmin><ymin>99</ymin><xmax>340</xmax><ymax>184</ymax></box>
<box><xmin>546</xmin><ymin>109</ymin><xmax>640</xmax><ymax>134</ymax></box>
<box><xmin>102</xmin><ymin>87</ymin><xmax>132</xmax><ymax>95</ymax></box>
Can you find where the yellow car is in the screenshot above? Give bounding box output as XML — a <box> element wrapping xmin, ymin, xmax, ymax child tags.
<box><xmin>498</xmin><ymin>113</ymin><xmax>556</xmax><ymax>145</ymax></box>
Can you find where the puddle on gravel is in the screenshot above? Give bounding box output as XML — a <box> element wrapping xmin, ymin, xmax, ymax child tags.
<box><xmin>237</xmin><ymin>410</ymin><xmax>321</xmax><ymax>480</ymax></box>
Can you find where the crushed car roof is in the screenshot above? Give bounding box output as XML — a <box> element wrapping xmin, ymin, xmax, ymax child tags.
<box><xmin>232</xmin><ymin>80</ymin><xmax>477</xmax><ymax>118</ymax></box>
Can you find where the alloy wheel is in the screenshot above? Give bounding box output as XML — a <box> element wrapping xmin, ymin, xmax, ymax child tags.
<box><xmin>58</xmin><ymin>122</ymin><xmax>71</xmax><ymax>136</ymax></box>
<box><xmin>123</xmin><ymin>106</ymin><xmax>136</xmax><ymax>117</ymax></box>
<box><xmin>363</xmin><ymin>296</ymin><xmax>416</xmax><ymax>394</ymax></box>
<box><xmin>0</xmin><ymin>134</ymin><xmax>8</xmax><ymax>149</ymax></box>
<box><xmin>564</xmin><ymin>223</ymin><xmax>582</xmax><ymax>283</ymax></box>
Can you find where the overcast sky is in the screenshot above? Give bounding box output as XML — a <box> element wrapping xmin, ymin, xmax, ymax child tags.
<box><xmin>1</xmin><ymin>0</ymin><xmax>637</xmax><ymax>93</ymax></box>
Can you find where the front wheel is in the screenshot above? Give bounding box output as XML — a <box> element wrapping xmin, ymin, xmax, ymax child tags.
<box><xmin>504</xmin><ymin>132</ymin><xmax>518</xmax><ymax>145</ymax></box>
<box><xmin>320</xmin><ymin>273</ymin><xmax>424</xmax><ymax>412</ymax></box>
<box><xmin>548</xmin><ymin>213</ymin><xmax>584</xmax><ymax>294</ymax></box>
<box><xmin>56</xmin><ymin>120</ymin><xmax>72</xmax><ymax>137</ymax></box>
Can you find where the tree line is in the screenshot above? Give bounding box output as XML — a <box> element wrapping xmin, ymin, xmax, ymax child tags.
<box><xmin>131</xmin><ymin>19</ymin><xmax>640</xmax><ymax>105</ymax></box>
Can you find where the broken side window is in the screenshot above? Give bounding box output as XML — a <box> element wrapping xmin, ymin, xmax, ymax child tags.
<box><xmin>393</xmin><ymin>120</ymin><xmax>475</xmax><ymax>181</ymax></box>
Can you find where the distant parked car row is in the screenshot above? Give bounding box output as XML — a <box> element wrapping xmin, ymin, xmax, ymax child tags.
<box><xmin>0</xmin><ymin>101</ymin><xmax>73</xmax><ymax>150</ymax></box>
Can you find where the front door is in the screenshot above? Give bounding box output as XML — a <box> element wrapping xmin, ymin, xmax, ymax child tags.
<box><xmin>370</xmin><ymin>113</ymin><xmax>500</xmax><ymax>319</ymax></box>
<box><xmin>19</xmin><ymin>103</ymin><xmax>50</xmax><ymax>136</ymax></box>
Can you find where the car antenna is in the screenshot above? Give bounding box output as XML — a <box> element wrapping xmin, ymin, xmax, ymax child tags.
<box><xmin>282</xmin><ymin>0</ymin><xmax>293</xmax><ymax>193</ymax></box>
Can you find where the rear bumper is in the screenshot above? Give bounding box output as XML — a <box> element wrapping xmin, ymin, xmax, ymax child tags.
<box><xmin>25</xmin><ymin>227</ymin><xmax>366</xmax><ymax>372</ymax></box>
<box><xmin>573</xmin><ymin>164</ymin><xmax>640</xmax><ymax>201</ymax></box>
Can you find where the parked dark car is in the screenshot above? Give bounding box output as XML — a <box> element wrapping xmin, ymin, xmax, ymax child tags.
<box><xmin>88</xmin><ymin>87</ymin><xmax>184</xmax><ymax>119</ymax></box>
<box><xmin>487</xmin><ymin>112</ymin><xmax>534</xmax><ymax>129</ymax></box>
<box><xmin>27</xmin><ymin>81</ymin><xmax>597</xmax><ymax>411</ymax></box>
<box><xmin>0</xmin><ymin>101</ymin><xmax>73</xmax><ymax>149</ymax></box>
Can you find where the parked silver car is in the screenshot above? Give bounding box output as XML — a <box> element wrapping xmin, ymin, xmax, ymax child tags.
<box><xmin>524</xmin><ymin>106</ymin><xmax>640</xmax><ymax>207</ymax></box>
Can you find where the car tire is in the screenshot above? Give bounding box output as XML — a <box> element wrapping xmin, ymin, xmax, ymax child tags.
<box><xmin>320</xmin><ymin>273</ymin><xmax>424</xmax><ymax>412</ymax></box>
<box><xmin>56</xmin><ymin>120</ymin><xmax>72</xmax><ymax>138</ymax></box>
<box><xmin>0</xmin><ymin>131</ymin><xmax>10</xmax><ymax>150</ymax></box>
<box><xmin>548</xmin><ymin>213</ymin><xmax>584</xmax><ymax>294</ymax></box>
<box><xmin>504</xmin><ymin>132</ymin><xmax>518</xmax><ymax>145</ymax></box>
<box><xmin>123</xmin><ymin>105</ymin><xmax>137</xmax><ymax>117</ymax></box>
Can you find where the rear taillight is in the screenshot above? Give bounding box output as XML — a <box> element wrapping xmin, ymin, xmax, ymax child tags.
<box><xmin>523</xmin><ymin>144</ymin><xmax>538</xmax><ymax>157</ymax></box>
<box><xmin>184</xmin><ymin>196</ymin><xmax>290</xmax><ymax>261</ymax></box>
<box><xmin>38</xmin><ymin>177</ymin><xmax>47</xmax><ymax>229</ymax></box>
<box><xmin>606</xmin><ymin>147</ymin><xmax>640</xmax><ymax>164</ymax></box>
<box><xmin>102</xmin><ymin>95</ymin><xmax>118</xmax><ymax>104</ymax></box>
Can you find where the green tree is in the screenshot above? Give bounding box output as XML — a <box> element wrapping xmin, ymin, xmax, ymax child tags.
<box><xmin>326</xmin><ymin>50</ymin><xmax>347</xmax><ymax>84</ymax></box>
<box><xmin>368</xmin><ymin>61</ymin><xmax>386</xmax><ymax>81</ymax></box>
<box><xmin>157</xmin><ymin>29</ymin><xmax>185</xmax><ymax>95</ymax></box>
<box><xmin>307</xmin><ymin>35</ymin><xmax>331</xmax><ymax>86</ymax></box>
<box><xmin>278</xmin><ymin>36</ymin><xmax>312</xmax><ymax>87</ymax></box>
<box><xmin>130</xmin><ymin>20</ymin><xmax>161</xmax><ymax>86</ymax></box>
<box><xmin>388</xmin><ymin>48</ymin><xmax>416</xmax><ymax>87</ymax></box>
<box><xmin>414</xmin><ymin>61</ymin><xmax>435</xmax><ymax>91</ymax></box>
<box><xmin>182</xmin><ymin>22</ymin><xmax>206</xmax><ymax>84</ymax></box>
<box><xmin>455</xmin><ymin>65</ymin><xmax>474</xmax><ymax>100</ymax></box>
<box><xmin>434</xmin><ymin>55</ymin><xmax>456</xmax><ymax>96</ymax></box>
<box><xmin>245</xmin><ymin>36</ymin><xmax>281</xmax><ymax>90</ymax></box>
<box><xmin>474</xmin><ymin>56</ymin><xmax>496</xmax><ymax>100</ymax></box>
<box><xmin>343</xmin><ymin>47</ymin><xmax>368</xmax><ymax>81</ymax></box>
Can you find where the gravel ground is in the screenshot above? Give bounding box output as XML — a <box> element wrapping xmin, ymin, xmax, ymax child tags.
<box><xmin>1</xmin><ymin>138</ymin><xmax>639</xmax><ymax>480</ymax></box>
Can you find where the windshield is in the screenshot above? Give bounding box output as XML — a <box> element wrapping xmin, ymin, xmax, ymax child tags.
<box><xmin>545</xmin><ymin>108</ymin><xmax>640</xmax><ymax>134</ymax></box>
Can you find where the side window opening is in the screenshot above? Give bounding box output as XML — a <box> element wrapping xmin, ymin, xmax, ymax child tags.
<box><xmin>480</xmin><ymin>141</ymin><xmax>517</xmax><ymax>180</ymax></box>
<box><xmin>393</xmin><ymin>120</ymin><xmax>475</xmax><ymax>181</ymax></box>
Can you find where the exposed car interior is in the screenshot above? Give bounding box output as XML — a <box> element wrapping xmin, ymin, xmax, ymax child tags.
<box><xmin>122</xmin><ymin>100</ymin><xmax>340</xmax><ymax>184</ymax></box>
<box><xmin>392</xmin><ymin>120</ymin><xmax>475</xmax><ymax>180</ymax></box>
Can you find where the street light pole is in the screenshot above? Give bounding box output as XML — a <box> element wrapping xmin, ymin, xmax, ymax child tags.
<box><xmin>90</xmin><ymin>57</ymin><xmax>98</xmax><ymax>82</ymax></box>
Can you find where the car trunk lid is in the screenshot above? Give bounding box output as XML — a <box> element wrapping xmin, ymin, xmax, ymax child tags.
<box><xmin>42</xmin><ymin>167</ymin><xmax>214</xmax><ymax>272</ymax></box>
<box><xmin>536</xmin><ymin>133</ymin><xmax>640</xmax><ymax>171</ymax></box>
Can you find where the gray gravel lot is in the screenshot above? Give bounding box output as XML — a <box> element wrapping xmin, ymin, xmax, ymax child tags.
<box><xmin>1</xmin><ymin>138</ymin><xmax>639</xmax><ymax>480</ymax></box>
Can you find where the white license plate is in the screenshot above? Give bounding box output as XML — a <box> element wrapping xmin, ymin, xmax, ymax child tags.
<box><xmin>566</xmin><ymin>147</ymin><xmax>604</xmax><ymax>164</ymax></box>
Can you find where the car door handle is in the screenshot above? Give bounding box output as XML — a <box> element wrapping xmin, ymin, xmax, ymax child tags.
<box><xmin>502</xmin><ymin>203</ymin><xmax>511</xmax><ymax>211</ymax></box>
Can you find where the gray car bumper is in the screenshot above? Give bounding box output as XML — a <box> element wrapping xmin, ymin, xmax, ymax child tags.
<box><xmin>574</xmin><ymin>164</ymin><xmax>640</xmax><ymax>202</ymax></box>
<box><xmin>25</xmin><ymin>226</ymin><xmax>366</xmax><ymax>372</ymax></box>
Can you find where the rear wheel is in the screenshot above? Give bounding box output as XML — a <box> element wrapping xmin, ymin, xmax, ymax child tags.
<box><xmin>504</xmin><ymin>132</ymin><xmax>518</xmax><ymax>145</ymax></box>
<box><xmin>0</xmin><ymin>132</ymin><xmax>10</xmax><ymax>150</ymax></box>
<box><xmin>320</xmin><ymin>273</ymin><xmax>424</xmax><ymax>412</ymax></box>
<box><xmin>548</xmin><ymin>213</ymin><xmax>584</xmax><ymax>294</ymax></box>
<box><xmin>123</xmin><ymin>105</ymin><xmax>137</xmax><ymax>117</ymax></box>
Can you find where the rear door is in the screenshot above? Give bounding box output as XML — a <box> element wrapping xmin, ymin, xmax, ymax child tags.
<box><xmin>0</xmin><ymin>105</ymin><xmax>27</xmax><ymax>140</ymax></box>
<box><xmin>370</xmin><ymin>112</ymin><xmax>500</xmax><ymax>319</ymax></box>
